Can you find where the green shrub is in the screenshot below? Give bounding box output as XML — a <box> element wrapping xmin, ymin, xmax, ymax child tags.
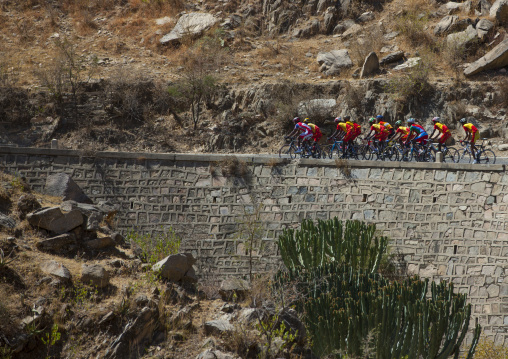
<box><xmin>127</xmin><ymin>227</ymin><xmax>181</xmax><ymax>265</ymax></box>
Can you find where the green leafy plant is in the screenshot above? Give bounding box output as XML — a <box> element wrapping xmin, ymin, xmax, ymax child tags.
<box><xmin>41</xmin><ymin>323</ymin><xmax>61</xmax><ymax>359</ymax></box>
<box><xmin>256</xmin><ymin>314</ymin><xmax>297</xmax><ymax>359</ymax></box>
<box><xmin>126</xmin><ymin>227</ymin><xmax>181</xmax><ymax>265</ymax></box>
<box><xmin>61</xmin><ymin>281</ymin><xmax>99</xmax><ymax>309</ymax></box>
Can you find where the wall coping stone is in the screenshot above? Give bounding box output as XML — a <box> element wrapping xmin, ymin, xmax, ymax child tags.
<box><xmin>0</xmin><ymin>147</ymin><xmax>504</xmax><ymax>172</ymax></box>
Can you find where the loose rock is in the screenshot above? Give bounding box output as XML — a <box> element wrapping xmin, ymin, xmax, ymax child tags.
<box><xmin>27</xmin><ymin>207</ymin><xmax>83</xmax><ymax>234</ymax></box>
<box><xmin>40</xmin><ymin>260</ymin><xmax>72</xmax><ymax>283</ymax></box>
<box><xmin>360</xmin><ymin>52</ymin><xmax>379</xmax><ymax>78</ymax></box>
<box><xmin>81</xmin><ymin>263</ymin><xmax>110</xmax><ymax>288</ymax></box>
<box><xmin>464</xmin><ymin>38</ymin><xmax>508</xmax><ymax>76</ymax></box>
<box><xmin>219</xmin><ymin>278</ymin><xmax>251</xmax><ymax>301</ymax></box>
<box><xmin>152</xmin><ymin>253</ymin><xmax>197</xmax><ymax>282</ymax></box>
<box><xmin>44</xmin><ymin>173</ymin><xmax>92</xmax><ymax>204</ymax></box>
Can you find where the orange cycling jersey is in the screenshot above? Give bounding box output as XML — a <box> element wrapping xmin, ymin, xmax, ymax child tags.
<box><xmin>434</xmin><ymin>122</ymin><xmax>450</xmax><ymax>134</ymax></box>
<box><xmin>371</xmin><ymin>124</ymin><xmax>388</xmax><ymax>134</ymax></box>
<box><xmin>379</xmin><ymin>121</ymin><xmax>393</xmax><ymax>130</ymax></box>
<box><xmin>337</xmin><ymin>122</ymin><xmax>352</xmax><ymax>132</ymax></box>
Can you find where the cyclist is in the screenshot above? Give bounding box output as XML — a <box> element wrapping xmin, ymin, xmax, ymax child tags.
<box><xmin>404</xmin><ymin>118</ymin><xmax>428</xmax><ymax>146</ymax></box>
<box><xmin>391</xmin><ymin>120</ymin><xmax>411</xmax><ymax>145</ymax></box>
<box><xmin>287</xmin><ymin>117</ymin><xmax>313</xmax><ymax>153</ymax></box>
<box><xmin>329</xmin><ymin>117</ymin><xmax>354</xmax><ymax>156</ymax></box>
<box><xmin>364</xmin><ymin>117</ymin><xmax>389</xmax><ymax>151</ymax></box>
<box><xmin>377</xmin><ymin>115</ymin><xmax>395</xmax><ymax>140</ymax></box>
<box><xmin>303</xmin><ymin>118</ymin><xmax>323</xmax><ymax>151</ymax></box>
<box><xmin>428</xmin><ymin>117</ymin><xmax>451</xmax><ymax>152</ymax></box>
<box><xmin>460</xmin><ymin>118</ymin><xmax>480</xmax><ymax>164</ymax></box>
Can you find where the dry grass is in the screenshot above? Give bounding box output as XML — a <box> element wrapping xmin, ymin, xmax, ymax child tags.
<box><xmin>218</xmin><ymin>156</ymin><xmax>249</xmax><ymax>178</ymax></box>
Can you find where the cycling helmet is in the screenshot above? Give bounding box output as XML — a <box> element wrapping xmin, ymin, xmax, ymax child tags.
<box><xmin>304</xmin><ymin>118</ymin><xmax>310</xmax><ymax>123</ymax></box>
<box><xmin>459</xmin><ymin>118</ymin><xmax>466</xmax><ymax>124</ymax></box>
<box><xmin>334</xmin><ymin>117</ymin><xmax>342</xmax><ymax>123</ymax></box>
<box><xmin>368</xmin><ymin>117</ymin><xmax>376</xmax><ymax>124</ymax></box>
<box><xmin>292</xmin><ymin>117</ymin><xmax>300</xmax><ymax>123</ymax></box>
<box><xmin>395</xmin><ymin>120</ymin><xmax>402</xmax><ymax>126</ymax></box>
<box><xmin>344</xmin><ymin>115</ymin><xmax>351</xmax><ymax>120</ymax></box>
<box><xmin>432</xmin><ymin>117</ymin><xmax>440</xmax><ymax>122</ymax></box>
<box><xmin>376</xmin><ymin>115</ymin><xmax>383</xmax><ymax>120</ymax></box>
<box><xmin>407</xmin><ymin>118</ymin><xmax>415</xmax><ymax>124</ymax></box>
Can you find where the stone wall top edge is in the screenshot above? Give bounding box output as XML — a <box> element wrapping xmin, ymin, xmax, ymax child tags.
<box><xmin>0</xmin><ymin>147</ymin><xmax>504</xmax><ymax>172</ymax></box>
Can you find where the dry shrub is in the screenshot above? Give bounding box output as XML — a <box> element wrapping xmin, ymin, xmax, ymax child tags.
<box><xmin>257</xmin><ymin>40</ymin><xmax>283</xmax><ymax>59</ymax></box>
<box><xmin>349</xmin><ymin>27</ymin><xmax>385</xmax><ymax>66</ymax></box>
<box><xmin>335</xmin><ymin>158</ymin><xmax>352</xmax><ymax>178</ymax></box>
<box><xmin>222</xmin><ymin>325</ymin><xmax>261</xmax><ymax>358</ymax></box>
<box><xmin>465</xmin><ymin>337</ymin><xmax>508</xmax><ymax>359</ymax></box>
<box><xmin>394</xmin><ymin>8</ymin><xmax>435</xmax><ymax>49</ymax></box>
<box><xmin>219</xmin><ymin>156</ymin><xmax>249</xmax><ymax>178</ymax></box>
<box><xmin>385</xmin><ymin>56</ymin><xmax>434</xmax><ymax>105</ymax></box>
<box><xmin>104</xmin><ymin>67</ymin><xmax>155</xmax><ymax>126</ymax></box>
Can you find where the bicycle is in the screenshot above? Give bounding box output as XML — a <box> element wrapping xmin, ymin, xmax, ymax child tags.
<box><xmin>278</xmin><ymin>137</ymin><xmax>299</xmax><ymax>159</ymax></box>
<box><xmin>327</xmin><ymin>139</ymin><xmax>360</xmax><ymax>160</ymax></box>
<box><xmin>426</xmin><ymin>142</ymin><xmax>459</xmax><ymax>163</ymax></box>
<box><xmin>459</xmin><ymin>140</ymin><xmax>496</xmax><ymax>164</ymax></box>
<box><xmin>399</xmin><ymin>141</ymin><xmax>434</xmax><ymax>162</ymax></box>
<box><xmin>361</xmin><ymin>139</ymin><xmax>388</xmax><ymax>161</ymax></box>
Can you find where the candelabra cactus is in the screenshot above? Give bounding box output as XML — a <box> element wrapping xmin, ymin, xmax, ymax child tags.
<box><xmin>274</xmin><ymin>264</ymin><xmax>481</xmax><ymax>359</ymax></box>
<box><xmin>277</xmin><ymin>218</ymin><xmax>389</xmax><ymax>273</ymax></box>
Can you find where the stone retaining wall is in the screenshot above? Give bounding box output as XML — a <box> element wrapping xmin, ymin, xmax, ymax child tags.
<box><xmin>1</xmin><ymin>147</ymin><xmax>507</xmax><ymax>344</ymax></box>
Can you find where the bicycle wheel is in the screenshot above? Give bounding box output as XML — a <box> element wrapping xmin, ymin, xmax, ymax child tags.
<box><xmin>383</xmin><ymin>146</ymin><xmax>398</xmax><ymax>161</ymax></box>
<box><xmin>478</xmin><ymin>149</ymin><xmax>496</xmax><ymax>164</ymax></box>
<box><xmin>288</xmin><ymin>146</ymin><xmax>298</xmax><ymax>159</ymax></box>
<box><xmin>458</xmin><ymin>149</ymin><xmax>472</xmax><ymax>163</ymax></box>
<box><xmin>349</xmin><ymin>144</ymin><xmax>361</xmax><ymax>160</ymax></box>
<box><xmin>443</xmin><ymin>147</ymin><xmax>459</xmax><ymax>163</ymax></box>
<box><xmin>278</xmin><ymin>144</ymin><xmax>291</xmax><ymax>158</ymax></box>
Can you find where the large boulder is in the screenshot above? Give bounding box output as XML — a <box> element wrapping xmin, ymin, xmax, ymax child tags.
<box><xmin>440</xmin><ymin>1</ymin><xmax>472</xmax><ymax>14</ymax></box>
<box><xmin>298</xmin><ymin>98</ymin><xmax>337</xmax><ymax>118</ymax></box>
<box><xmin>360</xmin><ymin>52</ymin><xmax>379</xmax><ymax>78</ymax></box>
<box><xmin>219</xmin><ymin>278</ymin><xmax>251</xmax><ymax>301</ymax></box>
<box><xmin>44</xmin><ymin>173</ymin><xmax>92</xmax><ymax>204</ymax></box>
<box><xmin>393</xmin><ymin>57</ymin><xmax>421</xmax><ymax>71</ymax></box>
<box><xmin>464</xmin><ymin>38</ymin><xmax>508</xmax><ymax>76</ymax></box>
<box><xmin>85</xmin><ymin>235</ymin><xmax>116</xmax><ymax>249</ymax></box>
<box><xmin>105</xmin><ymin>307</ymin><xmax>158</xmax><ymax>359</ymax></box>
<box><xmin>434</xmin><ymin>15</ymin><xmax>458</xmax><ymax>35</ymax></box>
<box><xmin>81</xmin><ymin>263</ymin><xmax>110</xmax><ymax>288</ymax></box>
<box><xmin>36</xmin><ymin>233</ymin><xmax>77</xmax><ymax>252</ymax></box>
<box><xmin>204</xmin><ymin>319</ymin><xmax>234</xmax><ymax>336</ymax></box>
<box><xmin>160</xmin><ymin>13</ymin><xmax>218</xmax><ymax>45</ymax></box>
<box><xmin>476</xmin><ymin>19</ymin><xmax>495</xmax><ymax>40</ymax></box>
<box><xmin>27</xmin><ymin>207</ymin><xmax>83</xmax><ymax>234</ymax></box>
<box><xmin>379</xmin><ymin>51</ymin><xmax>405</xmax><ymax>65</ymax></box>
<box><xmin>316</xmin><ymin>50</ymin><xmax>353</xmax><ymax>76</ymax></box>
<box><xmin>40</xmin><ymin>260</ymin><xmax>72</xmax><ymax>283</ymax></box>
<box><xmin>490</xmin><ymin>0</ymin><xmax>508</xmax><ymax>23</ymax></box>
<box><xmin>446</xmin><ymin>25</ymin><xmax>479</xmax><ymax>50</ymax></box>
<box><xmin>152</xmin><ymin>253</ymin><xmax>196</xmax><ymax>281</ymax></box>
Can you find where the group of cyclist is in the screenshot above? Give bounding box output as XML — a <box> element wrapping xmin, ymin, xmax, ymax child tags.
<box><xmin>287</xmin><ymin>115</ymin><xmax>481</xmax><ymax>163</ymax></box>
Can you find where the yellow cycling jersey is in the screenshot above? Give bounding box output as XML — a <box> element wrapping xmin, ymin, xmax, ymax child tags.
<box><xmin>379</xmin><ymin>121</ymin><xmax>393</xmax><ymax>130</ymax></box>
<box><xmin>463</xmin><ymin>123</ymin><xmax>477</xmax><ymax>133</ymax></box>
<box><xmin>337</xmin><ymin>122</ymin><xmax>350</xmax><ymax>132</ymax></box>
<box><xmin>307</xmin><ymin>123</ymin><xmax>317</xmax><ymax>133</ymax></box>
<box><xmin>434</xmin><ymin>122</ymin><xmax>449</xmax><ymax>133</ymax></box>
<box><xmin>346</xmin><ymin>121</ymin><xmax>354</xmax><ymax>127</ymax></box>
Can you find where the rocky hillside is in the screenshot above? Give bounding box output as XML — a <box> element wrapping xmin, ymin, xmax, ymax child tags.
<box><xmin>0</xmin><ymin>0</ymin><xmax>507</xmax><ymax>154</ymax></box>
<box><xmin>0</xmin><ymin>172</ymin><xmax>308</xmax><ymax>359</ymax></box>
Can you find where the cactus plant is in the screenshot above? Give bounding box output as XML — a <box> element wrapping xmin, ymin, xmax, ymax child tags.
<box><xmin>277</xmin><ymin>218</ymin><xmax>389</xmax><ymax>273</ymax></box>
<box><xmin>274</xmin><ymin>263</ymin><xmax>481</xmax><ymax>359</ymax></box>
